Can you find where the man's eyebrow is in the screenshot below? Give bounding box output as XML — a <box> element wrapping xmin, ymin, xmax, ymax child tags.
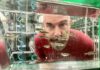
<box><xmin>46</xmin><ymin>22</ymin><xmax>52</xmax><ymax>25</ymax></box>
<box><xmin>46</xmin><ymin>22</ymin><xmax>53</xmax><ymax>26</ymax></box>
<box><xmin>59</xmin><ymin>20</ymin><xmax>67</xmax><ymax>24</ymax></box>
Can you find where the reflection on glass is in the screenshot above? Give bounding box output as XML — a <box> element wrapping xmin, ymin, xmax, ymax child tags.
<box><xmin>0</xmin><ymin>0</ymin><xmax>99</xmax><ymax>70</ymax></box>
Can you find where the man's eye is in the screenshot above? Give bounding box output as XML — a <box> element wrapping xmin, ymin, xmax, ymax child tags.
<box><xmin>59</xmin><ymin>20</ymin><xmax>68</xmax><ymax>28</ymax></box>
<box><xmin>59</xmin><ymin>23</ymin><xmax>67</xmax><ymax>28</ymax></box>
<box><xmin>46</xmin><ymin>23</ymin><xmax>54</xmax><ymax>28</ymax></box>
<box><xmin>59</xmin><ymin>23</ymin><xmax>65</xmax><ymax>27</ymax></box>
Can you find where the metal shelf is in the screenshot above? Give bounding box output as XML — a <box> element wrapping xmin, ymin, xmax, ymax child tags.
<box><xmin>37</xmin><ymin>0</ymin><xmax>100</xmax><ymax>9</ymax></box>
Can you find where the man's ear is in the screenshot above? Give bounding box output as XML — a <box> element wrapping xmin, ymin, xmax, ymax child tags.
<box><xmin>70</xmin><ymin>20</ymin><xmax>73</xmax><ymax>25</ymax></box>
<box><xmin>67</xmin><ymin>19</ymin><xmax>73</xmax><ymax>26</ymax></box>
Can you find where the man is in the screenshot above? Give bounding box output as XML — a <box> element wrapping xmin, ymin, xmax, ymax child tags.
<box><xmin>34</xmin><ymin>14</ymin><xmax>95</xmax><ymax>63</ymax></box>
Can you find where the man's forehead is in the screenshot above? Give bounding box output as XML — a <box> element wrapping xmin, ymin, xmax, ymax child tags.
<box><xmin>43</xmin><ymin>14</ymin><xmax>71</xmax><ymax>23</ymax></box>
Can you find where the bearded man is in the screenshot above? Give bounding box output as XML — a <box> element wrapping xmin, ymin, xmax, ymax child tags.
<box><xmin>34</xmin><ymin>14</ymin><xmax>95</xmax><ymax>63</ymax></box>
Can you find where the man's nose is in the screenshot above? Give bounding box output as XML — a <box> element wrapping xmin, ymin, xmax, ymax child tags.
<box><xmin>54</xmin><ymin>26</ymin><xmax>62</xmax><ymax>36</ymax></box>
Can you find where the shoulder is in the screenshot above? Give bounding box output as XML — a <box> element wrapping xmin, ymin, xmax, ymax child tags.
<box><xmin>34</xmin><ymin>33</ymin><xmax>49</xmax><ymax>47</ymax></box>
<box><xmin>69</xmin><ymin>29</ymin><xmax>94</xmax><ymax>51</ymax></box>
<box><xmin>34</xmin><ymin>33</ymin><xmax>46</xmax><ymax>42</ymax></box>
<box><xmin>69</xmin><ymin>29</ymin><xmax>87</xmax><ymax>42</ymax></box>
<box><xmin>70</xmin><ymin>29</ymin><xmax>93</xmax><ymax>42</ymax></box>
<box><xmin>70</xmin><ymin>29</ymin><xmax>85</xmax><ymax>36</ymax></box>
<box><xmin>0</xmin><ymin>38</ymin><xmax>5</xmax><ymax>49</ymax></box>
<box><xmin>0</xmin><ymin>38</ymin><xmax>10</xmax><ymax>67</ymax></box>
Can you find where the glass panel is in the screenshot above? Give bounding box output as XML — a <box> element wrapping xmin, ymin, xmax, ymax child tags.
<box><xmin>0</xmin><ymin>0</ymin><xmax>99</xmax><ymax>70</ymax></box>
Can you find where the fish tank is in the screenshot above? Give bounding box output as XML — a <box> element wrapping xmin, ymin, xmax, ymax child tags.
<box><xmin>0</xmin><ymin>0</ymin><xmax>100</xmax><ymax>70</ymax></box>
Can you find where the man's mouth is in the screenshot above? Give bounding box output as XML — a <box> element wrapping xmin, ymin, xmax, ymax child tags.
<box><xmin>50</xmin><ymin>41</ymin><xmax>66</xmax><ymax>51</ymax></box>
<box><xmin>48</xmin><ymin>36</ymin><xmax>69</xmax><ymax>51</ymax></box>
<box><xmin>49</xmin><ymin>37</ymin><xmax>67</xmax><ymax>43</ymax></box>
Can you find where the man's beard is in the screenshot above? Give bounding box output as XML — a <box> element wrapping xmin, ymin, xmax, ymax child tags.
<box><xmin>39</xmin><ymin>30</ymin><xmax>70</xmax><ymax>51</ymax></box>
<box><xmin>47</xmin><ymin>32</ymin><xmax>69</xmax><ymax>51</ymax></box>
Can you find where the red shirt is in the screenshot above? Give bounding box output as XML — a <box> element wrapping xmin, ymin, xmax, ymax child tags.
<box><xmin>0</xmin><ymin>40</ymin><xmax>10</xmax><ymax>67</ymax></box>
<box><xmin>34</xmin><ymin>29</ymin><xmax>94</xmax><ymax>62</ymax></box>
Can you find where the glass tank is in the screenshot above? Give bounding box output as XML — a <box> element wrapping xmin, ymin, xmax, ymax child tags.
<box><xmin>0</xmin><ymin>0</ymin><xmax>99</xmax><ymax>70</ymax></box>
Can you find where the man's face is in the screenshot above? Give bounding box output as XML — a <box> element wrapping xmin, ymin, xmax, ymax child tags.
<box><xmin>43</xmin><ymin>14</ymin><xmax>71</xmax><ymax>38</ymax></box>
<box><xmin>42</xmin><ymin>14</ymin><xmax>71</xmax><ymax>51</ymax></box>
